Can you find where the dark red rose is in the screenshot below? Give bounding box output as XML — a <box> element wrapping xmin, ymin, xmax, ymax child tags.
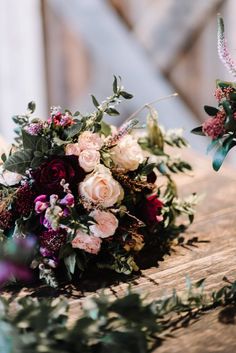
<box><xmin>147</xmin><ymin>171</ymin><xmax>157</xmax><ymax>184</ymax></box>
<box><xmin>32</xmin><ymin>156</ymin><xmax>85</xmax><ymax>195</ymax></box>
<box><xmin>140</xmin><ymin>194</ymin><xmax>163</xmax><ymax>225</ymax></box>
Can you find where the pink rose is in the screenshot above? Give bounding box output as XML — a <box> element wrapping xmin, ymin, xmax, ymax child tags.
<box><xmin>78</xmin><ymin>131</ymin><xmax>103</xmax><ymax>151</ymax></box>
<box><xmin>71</xmin><ymin>230</ymin><xmax>101</xmax><ymax>254</ymax></box>
<box><xmin>79</xmin><ymin>165</ymin><xmax>123</xmax><ymax>208</ymax></box>
<box><xmin>79</xmin><ymin>149</ymin><xmax>100</xmax><ymax>172</ymax></box>
<box><xmin>89</xmin><ymin>209</ymin><xmax>118</xmax><ymax>238</ymax></box>
<box><xmin>65</xmin><ymin>143</ymin><xmax>81</xmax><ymax>156</ymax></box>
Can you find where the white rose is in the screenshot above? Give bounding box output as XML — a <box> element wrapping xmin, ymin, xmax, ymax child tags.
<box><xmin>65</xmin><ymin>143</ymin><xmax>81</xmax><ymax>156</ymax></box>
<box><xmin>71</xmin><ymin>230</ymin><xmax>101</xmax><ymax>254</ymax></box>
<box><xmin>111</xmin><ymin>135</ymin><xmax>144</xmax><ymax>171</ymax></box>
<box><xmin>78</xmin><ymin>131</ymin><xmax>103</xmax><ymax>151</ymax></box>
<box><xmin>89</xmin><ymin>209</ymin><xmax>118</xmax><ymax>238</ymax></box>
<box><xmin>0</xmin><ymin>165</ymin><xmax>22</xmax><ymax>186</ymax></box>
<box><xmin>79</xmin><ymin>165</ymin><xmax>123</xmax><ymax>208</ymax></box>
<box><xmin>79</xmin><ymin>149</ymin><xmax>100</xmax><ymax>172</ymax></box>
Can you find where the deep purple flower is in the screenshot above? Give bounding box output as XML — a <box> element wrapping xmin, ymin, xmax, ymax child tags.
<box><xmin>60</xmin><ymin>193</ymin><xmax>74</xmax><ymax>207</ymax></box>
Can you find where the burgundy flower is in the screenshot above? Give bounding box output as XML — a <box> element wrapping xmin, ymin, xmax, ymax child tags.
<box><xmin>32</xmin><ymin>156</ymin><xmax>85</xmax><ymax>195</ymax></box>
<box><xmin>0</xmin><ymin>210</ymin><xmax>13</xmax><ymax>230</ymax></box>
<box><xmin>147</xmin><ymin>171</ymin><xmax>157</xmax><ymax>184</ymax></box>
<box><xmin>14</xmin><ymin>183</ymin><xmax>35</xmax><ymax>217</ymax></box>
<box><xmin>39</xmin><ymin>228</ymin><xmax>67</xmax><ymax>255</ymax></box>
<box><xmin>140</xmin><ymin>194</ymin><xmax>163</xmax><ymax>225</ymax></box>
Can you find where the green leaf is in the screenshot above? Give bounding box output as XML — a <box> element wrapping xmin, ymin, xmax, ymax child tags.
<box><xmin>100</xmin><ymin>121</ymin><xmax>112</xmax><ymax>136</ymax></box>
<box><xmin>206</xmin><ymin>139</ymin><xmax>221</xmax><ymax>154</ymax></box>
<box><xmin>216</xmin><ymin>79</ymin><xmax>236</xmax><ymax>90</ymax></box>
<box><xmin>222</xmin><ymin>100</ymin><xmax>232</xmax><ymax>118</ymax></box>
<box><xmin>22</xmin><ymin>129</ymin><xmax>40</xmax><ymax>150</ymax></box>
<box><xmin>106</xmin><ymin>108</ymin><xmax>120</xmax><ymax>116</ymax></box>
<box><xmin>4</xmin><ymin>149</ymin><xmax>33</xmax><ymax>174</ymax></box>
<box><xmin>73</xmin><ymin>111</ymin><xmax>80</xmax><ymax>116</ymax></box>
<box><xmin>36</xmin><ymin>137</ymin><xmax>49</xmax><ymax>153</ymax></box>
<box><xmin>191</xmin><ymin>126</ymin><xmax>204</xmax><ymax>136</ymax></box>
<box><xmin>120</xmin><ymin>91</ymin><xmax>133</xmax><ymax>99</ymax></box>
<box><xmin>204</xmin><ymin>105</ymin><xmax>219</xmax><ymax>116</ymax></box>
<box><xmin>212</xmin><ymin>136</ymin><xmax>236</xmax><ymax>171</ymax></box>
<box><xmin>1</xmin><ymin>153</ymin><xmax>6</xmax><ymax>163</ymax></box>
<box><xmin>30</xmin><ymin>156</ymin><xmax>44</xmax><ymax>169</ymax></box>
<box><xmin>91</xmin><ymin>95</ymin><xmax>99</xmax><ymax>108</ymax></box>
<box><xmin>64</xmin><ymin>123</ymin><xmax>82</xmax><ymax>139</ymax></box>
<box><xmin>113</xmin><ymin>75</ymin><xmax>118</xmax><ymax>93</ymax></box>
<box><xmin>195</xmin><ymin>278</ymin><xmax>206</xmax><ymax>288</ymax></box>
<box><xmin>229</xmin><ymin>92</ymin><xmax>236</xmax><ymax>101</ymax></box>
<box><xmin>59</xmin><ymin>243</ymin><xmax>74</xmax><ymax>259</ymax></box>
<box><xmin>27</xmin><ymin>101</ymin><xmax>36</xmax><ymax>114</ymax></box>
<box><xmin>64</xmin><ymin>253</ymin><xmax>76</xmax><ymax>275</ymax></box>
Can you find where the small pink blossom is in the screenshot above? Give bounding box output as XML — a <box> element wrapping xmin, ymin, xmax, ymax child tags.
<box><xmin>71</xmin><ymin>230</ymin><xmax>101</xmax><ymax>254</ymax></box>
<box><xmin>202</xmin><ymin>111</ymin><xmax>226</xmax><ymax>139</ymax></box>
<box><xmin>214</xmin><ymin>88</ymin><xmax>224</xmax><ymax>102</ymax></box>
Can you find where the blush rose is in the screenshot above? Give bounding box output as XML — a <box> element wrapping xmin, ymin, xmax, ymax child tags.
<box><xmin>79</xmin><ymin>149</ymin><xmax>100</xmax><ymax>172</ymax></box>
<box><xmin>71</xmin><ymin>230</ymin><xmax>101</xmax><ymax>254</ymax></box>
<box><xmin>79</xmin><ymin>165</ymin><xmax>123</xmax><ymax>208</ymax></box>
<box><xmin>89</xmin><ymin>209</ymin><xmax>118</xmax><ymax>238</ymax></box>
<box><xmin>78</xmin><ymin>131</ymin><xmax>103</xmax><ymax>151</ymax></box>
<box><xmin>111</xmin><ymin>134</ymin><xmax>144</xmax><ymax>171</ymax></box>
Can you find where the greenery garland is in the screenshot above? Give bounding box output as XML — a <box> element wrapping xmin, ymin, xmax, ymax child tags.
<box><xmin>1</xmin><ymin>276</ymin><xmax>235</xmax><ymax>353</ymax></box>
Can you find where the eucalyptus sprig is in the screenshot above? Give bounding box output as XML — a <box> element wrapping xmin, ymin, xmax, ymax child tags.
<box><xmin>1</xmin><ymin>276</ymin><xmax>236</xmax><ymax>353</ymax></box>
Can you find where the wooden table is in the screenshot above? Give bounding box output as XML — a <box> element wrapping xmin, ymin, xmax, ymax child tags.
<box><xmin>7</xmin><ymin>150</ymin><xmax>236</xmax><ymax>352</ymax></box>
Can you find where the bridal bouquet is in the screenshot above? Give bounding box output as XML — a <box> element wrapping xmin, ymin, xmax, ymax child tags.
<box><xmin>0</xmin><ymin>77</ymin><xmax>196</xmax><ymax>287</ymax></box>
<box><xmin>192</xmin><ymin>16</ymin><xmax>236</xmax><ymax>170</ymax></box>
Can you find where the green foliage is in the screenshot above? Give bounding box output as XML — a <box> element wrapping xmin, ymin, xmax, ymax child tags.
<box><xmin>1</xmin><ymin>277</ymin><xmax>236</xmax><ymax>353</ymax></box>
<box><xmin>204</xmin><ymin>105</ymin><xmax>219</xmax><ymax>116</ymax></box>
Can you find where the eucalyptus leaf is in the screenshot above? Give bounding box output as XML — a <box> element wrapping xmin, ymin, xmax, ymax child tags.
<box><xmin>91</xmin><ymin>95</ymin><xmax>99</xmax><ymax>108</ymax></box>
<box><xmin>113</xmin><ymin>75</ymin><xmax>118</xmax><ymax>93</ymax></box>
<box><xmin>106</xmin><ymin>108</ymin><xmax>120</xmax><ymax>116</ymax></box>
<box><xmin>100</xmin><ymin>121</ymin><xmax>112</xmax><ymax>137</ymax></box>
<box><xmin>27</xmin><ymin>101</ymin><xmax>36</xmax><ymax>114</ymax></box>
<box><xmin>120</xmin><ymin>91</ymin><xmax>133</xmax><ymax>99</ymax></box>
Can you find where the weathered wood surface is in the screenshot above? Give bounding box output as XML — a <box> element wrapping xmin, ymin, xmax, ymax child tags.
<box><xmin>70</xmin><ymin>152</ymin><xmax>236</xmax><ymax>352</ymax></box>
<box><xmin>5</xmin><ymin>150</ymin><xmax>236</xmax><ymax>352</ymax></box>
